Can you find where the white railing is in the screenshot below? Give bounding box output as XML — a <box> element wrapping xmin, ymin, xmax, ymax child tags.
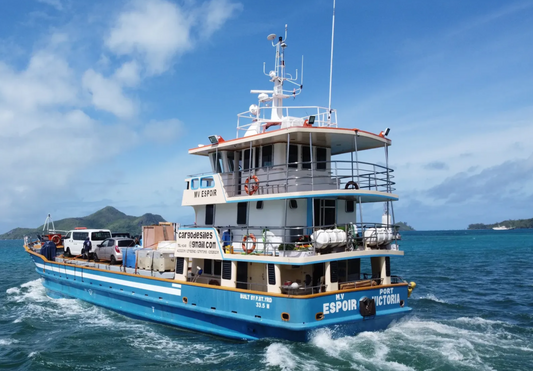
<box><xmin>236</xmin><ymin>106</ymin><xmax>337</xmax><ymax>138</ymax></box>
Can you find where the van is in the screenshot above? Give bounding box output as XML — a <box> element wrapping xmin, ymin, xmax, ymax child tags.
<box><xmin>63</xmin><ymin>228</ymin><xmax>112</xmax><ymax>257</ymax></box>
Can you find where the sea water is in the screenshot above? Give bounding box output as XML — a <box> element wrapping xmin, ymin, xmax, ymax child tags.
<box><xmin>1</xmin><ymin>230</ymin><xmax>532</xmax><ymax>370</ymax></box>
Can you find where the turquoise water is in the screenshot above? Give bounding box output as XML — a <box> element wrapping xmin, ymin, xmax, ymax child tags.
<box><xmin>1</xmin><ymin>230</ymin><xmax>532</xmax><ymax>370</ymax></box>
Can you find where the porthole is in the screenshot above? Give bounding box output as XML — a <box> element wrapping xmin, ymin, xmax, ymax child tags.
<box><xmin>400</xmin><ymin>300</ymin><xmax>405</xmax><ymax>308</ymax></box>
<box><xmin>281</xmin><ymin>312</ymin><xmax>290</xmax><ymax>321</ymax></box>
<box><xmin>315</xmin><ymin>312</ymin><xmax>324</xmax><ymax>321</ymax></box>
<box><xmin>183</xmin><ymin>297</ymin><xmax>188</xmax><ymax>304</ymax></box>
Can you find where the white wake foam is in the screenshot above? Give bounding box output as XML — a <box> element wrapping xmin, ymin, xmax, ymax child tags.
<box><xmin>259</xmin><ymin>317</ymin><xmax>531</xmax><ymax>371</ymax></box>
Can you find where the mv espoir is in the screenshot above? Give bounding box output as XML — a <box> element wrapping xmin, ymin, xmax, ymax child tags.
<box><xmin>25</xmin><ymin>25</ymin><xmax>415</xmax><ymax>341</ymax></box>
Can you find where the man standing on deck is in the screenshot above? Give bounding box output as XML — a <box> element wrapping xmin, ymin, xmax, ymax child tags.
<box><xmin>82</xmin><ymin>237</ymin><xmax>92</xmax><ymax>259</ymax></box>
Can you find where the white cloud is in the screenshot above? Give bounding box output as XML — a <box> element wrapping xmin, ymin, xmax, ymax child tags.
<box><xmin>104</xmin><ymin>0</ymin><xmax>241</xmax><ymax>75</ymax></box>
<box><xmin>113</xmin><ymin>60</ymin><xmax>141</xmax><ymax>87</ymax></box>
<box><xmin>0</xmin><ymin>51</ymin><xmax>78</xmax><ymax>111</ymax></box>
<box><xmin>82</xmin><ymin>68</ymin><xmax>137</xmax><ymax>118</ymax></box>
<box><xmin>199</xmin><ymin>0</ymin><xmax>242</xmax><ymax>39</ymax></box>
<box><xmin>105</xmin><ymin>0</ymin><xmax>193</xmax><ymax>75</ymax></box>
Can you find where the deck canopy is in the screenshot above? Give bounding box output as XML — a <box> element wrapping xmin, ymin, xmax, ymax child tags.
<box><xmin>189</xmin><ymin>127</ymin><xmax>391</xmax><ymax>157</ymax></box>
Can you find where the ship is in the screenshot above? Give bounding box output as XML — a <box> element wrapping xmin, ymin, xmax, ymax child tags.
<box><xmin>492</xmin><ymin>225</ymin><xmax>514</xmax><ymax>230</ymax></box>
<box><xmin>24</xmin><ymin>26</ymin><xmax>415</xmax><ymax>342</ymax></box>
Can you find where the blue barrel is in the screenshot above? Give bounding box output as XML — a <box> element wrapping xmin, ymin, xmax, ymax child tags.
<box><xmin>122</xmin><ymin>246</ymin><xmax>142</xmax><ymax>268</ymax></box>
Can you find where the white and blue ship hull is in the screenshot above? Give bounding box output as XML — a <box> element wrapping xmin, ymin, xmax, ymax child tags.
<box><xmin>30</xmin><ymin>252</ymin><xmax>412</xmax><ymax>342</ymax></box>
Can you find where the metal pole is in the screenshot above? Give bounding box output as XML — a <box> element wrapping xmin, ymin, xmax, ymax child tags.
<box><xmin>286</xmin><ymin>133</ymin><xmax>290</xmax><ymax>192</ymax></box>
<box><xmin>309</xmin><ymin>132</ymin><xmax>314</xmax><ymax>191</ymax></box>
<box><xmin>328</xmin><ymin>0</ymin><xmax>336</xmax><ymax>124</ymax></box>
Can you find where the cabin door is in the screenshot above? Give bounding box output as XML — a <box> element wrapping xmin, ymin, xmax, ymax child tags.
<box><xmin>236</xmin><ymin>261</ymin><xmax>248</xmax><ymax>289</ymax></box>
<box><xmin>313</xmin><ymin>199</ymin><xmax>336</xmax><ymax>227</ymax></box>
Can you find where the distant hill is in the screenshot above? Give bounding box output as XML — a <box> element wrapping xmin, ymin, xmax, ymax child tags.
<box><xmin>468</xmin><ymin>218</ymin><xmax>533</xmax><ymax>230</ymax></box>
<box><xmin>0</xmin><ymin>206</ymin><xmax>166</xmax><ymax>240</ymax></box>
<box><xmin>395</xmin><ymin>222</ymin><xmax>415</xmax><ymax>231</ymax></box>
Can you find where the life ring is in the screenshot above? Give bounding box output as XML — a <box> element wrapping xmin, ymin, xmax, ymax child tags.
<box><xmin>242</xmin><ymin>234</ymin><xmax>257</xmax><ymax>254</ymax></box>
<box><xmin>345</xmin><ymin>181</ymin><xmax>359</xmax><ymax>190</ymax></box>
<box><xmin>244</xmin><ymin>175</ymin><xmax>259</xmax><ymax>195</ymax></box>
<box><xmin>51</xmin><ymin>234</ymin><xmax>61</xmax><ymax>245</ymax></box>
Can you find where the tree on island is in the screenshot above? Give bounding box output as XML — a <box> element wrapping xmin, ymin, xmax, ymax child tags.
<box><xmin>395</xmin><ymin>222</ymin><xmax>415</xmax><ymax>231</ymax></box>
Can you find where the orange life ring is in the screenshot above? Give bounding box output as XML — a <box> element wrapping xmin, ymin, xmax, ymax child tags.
<box><xmin>244</xmin><ymin>175</ymin><xmax>259</xmax><ymax>195</ymax></box>
<box><xmin>242</xmin><ymin>234</ymin><xmax>256</xmax><ymax>254</ymax></box>
<box><xmin>51</xmin><ymin>234</ymin><xmax>61</xmax><ymax>245</ymax></box>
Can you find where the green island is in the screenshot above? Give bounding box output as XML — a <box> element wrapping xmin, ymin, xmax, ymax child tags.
<box><xmin>468</xmin><ymin>218</ymin><xmax>533</xmax><ymax>230</ymax></box>
<box><xmin>0</xmin><ymin>206</ymin><xmax>166</xmax><ymax>240</ymax></box>
<box><xmin>395</xmin><ymin>222</ymin><xmax>415</xmax><ymax>231</ymax></box>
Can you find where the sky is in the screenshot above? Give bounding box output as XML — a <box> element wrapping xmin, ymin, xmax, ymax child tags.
<box><xmin>1</xmin><ymin>0</ymin><xmax>532</xmax><ymax>232</ymax></box>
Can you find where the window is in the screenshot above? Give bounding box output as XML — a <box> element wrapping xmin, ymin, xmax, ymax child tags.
<box><xmin>73</xmin><ymin>232</ymin><xmax>88</xmax><ymax>240</ymax></box>
<box><xmin>289</xmin><ymin>199</ymin><xmax>298</xmax><ymax>209</ymax></box>
<box><xmin>200</xmin><ymin>177</ymin><xmax>214</xmax><ymax>188</ymax></box>
<box><xmin>256</xmin><ymin>201</ymin><xmax>263</xmax><ymax>209</ymax></box>
<box><xmin>302</xmin><ymin>146</ymin><xmax>311</xmax><ymax>169</ymax></box>
<box><xmin>64</xmin><ymin>232</ymin><xmax>71</xmax><ymax>239</ymax></box>
<box><xmin>205</xmin><ymin>205</ymin><xmax>214</xmax><ymax>225</ymax></box>
<box><xmin>346</xmin><ymin>200</ymin><xmax>355</xmax><ymax>213</ymax></box>
<box><xmin>243</xmin><ymin>149</ymin><xmax>252</xmax><ymax>170</ymax></box>
<box><xmin>288</xmin><ymin>145</ymin><xmax>298</xmax><ymax>168</ymax></box>
<box><xmin>314</xmin><ymin>199</ymin><xmax>336</xmax><ymax>227</ymax></box>
<box><xmin>92</xmin><ymin>231</ymin><xmax>111</xmax><ymax>240</ymax></box>
<box><xmin>317</xmin><ymin>148</ymin><xmax>327</xmax><ymax>170</ymax></box>
<box><xmin>227</xmin><ymin>151</ymin><xmax>235</xmax><ymax>172</ymax></box>
<box><xmin>191</xmin><ymin>178</ymin><xmax>199</xmax><ymax>189</ymax></box>
<box><xmin>204</xmin><ymin>259</ymin><xmax>213</xmax><ymax>275</ymax></box>
<box><xmin>237</xmin><ymin>202</ymin><xmax>247</xmax><ymax>225</ymax></box>
<box><xmin>118</xmin><ymin>239</ymin><xmax>135</xmax><ymax>247</ymax></box>
<box><xmin>262</xmin><ymin>145</ymin><xmax>273</xmax><ymax>167</ymax></box>
<box><xmin>214</xmin><ymin>260</ymin><xmax>222</xmax><ymax>276</ymax></box>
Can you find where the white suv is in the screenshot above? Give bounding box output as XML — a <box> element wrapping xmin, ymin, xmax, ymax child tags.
<box><xmin>63</xmin><ymin>229</ymin><xmax>112</xmax><ymax>257</ymax></box>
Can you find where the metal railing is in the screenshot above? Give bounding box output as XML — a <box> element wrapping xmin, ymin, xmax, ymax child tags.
<box><xmin>236</xmin><ymin>106</ymin><xmax>338</xmax><ymax>137</ymax></box>
<box><xmin>185</xmin><ymin>222</ymin><xmax>401</xmax><ymax>256</ymax></box>
<box><xmin>218</xmin><ymin>160</ymin><xmax>394</xmax><ymax>197</ymax></box>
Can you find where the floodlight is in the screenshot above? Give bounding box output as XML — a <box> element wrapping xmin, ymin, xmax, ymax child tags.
<box><xmin>384</xmin><ymin>128</ymin><xmax>390</xmax><ymax>136</ymax></box>
<box><xmin>308</xmin><ymin>116</ymin><xmax>315</xmax><ymax>125</ymax></box>
<box><xmin>208</xmin><ymin>135</ymin><xmax>219</xmax><ymax>144</ymax></box>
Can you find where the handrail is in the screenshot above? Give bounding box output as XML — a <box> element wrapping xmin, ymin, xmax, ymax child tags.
<box><xmin>213</xmin><ymin>159</ymin><xmax>395</xmax><ymax>196</ymax></box>
<box><xmin>184</xmin><ymin>222</ymin><xmax>401</xmax><ymax>256</ymax></box>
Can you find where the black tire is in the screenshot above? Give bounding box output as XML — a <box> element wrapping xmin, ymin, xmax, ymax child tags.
<box><xmin>93</xmin><ymin>253</ymin><xmax>99</xmax><ymax>262</ymax></box>
<box><xmin>110</xmin><ymin>255</ymin><xmax>116</xmax><ymax>265</ymax></box>
<box><xmin>65</xmin><ymin>248</ymin><xmax>71</xmax><ymax>257</ymax></box>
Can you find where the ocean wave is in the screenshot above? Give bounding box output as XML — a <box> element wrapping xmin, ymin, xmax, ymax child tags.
<box><xmin>415</xmin><ymin>293</ymin><xmax>448</xmax><ymax>303</ymax></box>
<box><xmin>271</xmin><ymin>316</ymin><xmax>533</xmax><ymax>371</ymax></box>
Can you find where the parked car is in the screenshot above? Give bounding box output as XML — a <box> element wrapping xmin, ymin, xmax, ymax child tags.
<box><xmin>94</xmin><ymin>237</ymin><xmax>135</xmax><ymax>264</ymax></box>
<box><xmin>112</xmin><ymin>232</ymin><xmax>131</xmax><ymax>238</ymax></box>
<box><xmin>63</xmin><ymin>229</ymin><xmax>112</xmax><ymax>257</ymax></box>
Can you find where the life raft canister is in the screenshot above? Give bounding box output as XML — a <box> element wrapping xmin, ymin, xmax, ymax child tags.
<box><xmin>242</xmin><ymin>234</ymin><xmax>257</xmax><ymax>254</ymax></box>
<box><xmin>244</xmin><ymin>175</ymin><xmax>259</xmax><ymax>195</ymax></box>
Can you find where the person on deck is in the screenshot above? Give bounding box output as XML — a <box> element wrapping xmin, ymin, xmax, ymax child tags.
<box><xmin>82</xmin><ymin>237</ymin><xmax>92</xmax><ymax>259</ymax></box>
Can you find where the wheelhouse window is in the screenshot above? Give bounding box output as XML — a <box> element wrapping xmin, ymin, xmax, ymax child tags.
<box><xmin>316</xmin><ymin>147</ymin><xmax>327</xmax><ymax>170</ymax></box>
<box><xmin>288</xmin><ymin>145</ymin><xmax>298</xmax><ymax>168</ymax></box>
<box><xmin>237</xmin><ymin>202</ymin><xmax>247</xmax><ymax>225</ymax></box>
<box><xmin>205</xmin><ymin>205</ymin><xmax>214</xmax><ymax>225</ymax></box>
<box><xmin>262</xmin><ymin>145</ymin><xmax>273</xmax><ymax>167</ymax></box>
<box><xmin>302</xmin><ymin>146</ymin><xmax>311</xmax><ymax>169</ymax></box>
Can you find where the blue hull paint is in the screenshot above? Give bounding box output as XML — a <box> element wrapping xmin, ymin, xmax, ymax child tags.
<box><xmin>31</xmin><ymin>254</ymin><xmax>412</xmax><ymax>342</ymax></box>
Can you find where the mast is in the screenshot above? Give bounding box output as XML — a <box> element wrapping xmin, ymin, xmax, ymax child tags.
<box><xmin>328</xmin><ymin>0</ymin><xmax>336</xmax><ymax>123</ymax></box>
